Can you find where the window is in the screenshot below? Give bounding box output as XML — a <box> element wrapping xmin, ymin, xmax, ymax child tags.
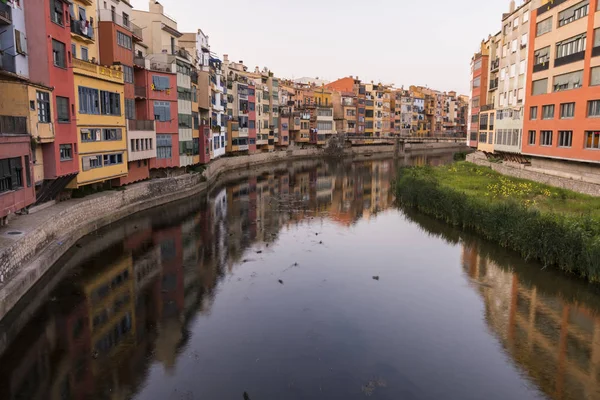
<box><xmin>125</xmin><ymin>99</ymin><xmax>135</xmax><ymax>120</ymax></box>
<box><xmin>152</xmin><ymin>75</ymin><xmax>170</xmax><ymax>91</ymax></box>
<box><xmin>82</xmin><ymin>155</ymin><xmax>102</xmax><ymax>171</ymax></box>
<box><xmin>541</xmin><ymin>131</ymin><xmax>553</xmax><ymax>146</ymax></box>
<box><xmin>510</xmin><ymin>64</ymin><xmax>516</xmax><ymax>77</ymax></box>
<box><xmin>533</xmin><ymin>47</ymin><xmax>550</xmax><ymax>66</ymax></box>
<box><xmin>71</xmin><ymin>44</ymin><xmax>76</xmax><ymax>59</ymax></box>
<box><xmin>553</xmin><ymin>70</ymin><xmax>583</xmax><ymax>92</ymax></box>
<box><xmin>37</xmin><ymin>91</ymin><xmax>50</xmax><ymax>123</ymax></box>
<box><xmin>536</xmin><ymin>17</ymin><xmax>553</xmax><ymax>36</ymax></box>
<box><xmin>479</xmin><ymin>113</ymin><xmax>488</xmax><ymax>131</ymax></box>
<box><xmin>60</xmin><ymin>144</ymin><xmax>73</xmax><ymax>161</ymax></box>
<box><xmin>511</xmin><ymin>39</ymin><xmax>518</xmax><ymax>53</ymax></box>
<box><xmin>542</xmin><ymin>105</ymin><xmax>555</xmax><ymax>119</ymax></box>
<box><xmin>591</xmin><ymin>67</ymin><xmax>600</xmax><ymax>86</ymax></box>
<box><xmin>78</xmin><ymin>86</ymin><xmax>99</xmax><ymax>114</ymax></box>
<box><xmin>100</xmin><ymin>91</ymin><xmax>121</xmax><ymax>115</ymax></box>
<box><xmin>0</xmin><ymin>157</ymin><xmax>24</xmax><ymax>192</ymax></box>
<box><xmin>560</xmin><ymin>103</ymin><xmax>575</xmax><ymax>119</ymax></box>
<box><xmin>102</xmin><ymin>128</ymin><xmax>122</xmax><ymax>141</ymax></box>
<box><xmin>81</xmin><ymin>47</ymin><xmax>89</xmax><ymax>61</ymax></box>
<box><xmin>471</xmin><ymin>97</ymin><xmax>480</xmax><ymax>108</ymax></box>
<box><xmin>249</xmin><ymin>120</ymin><xmax>255</xmax><ymax>129</ymax></box>
<box><xmin>489</xmin><ymin>113</ymin><xmax>495</xmax><ymax>131</ymax></box>
<box><xmin>558</xmin><ymin>131</ymin><xmax>573</xmax><ymax>147</ymax></box>
<box><xmin>178</xmin><ymin>114</ymin><xmax>192</xmax><ymax>128</ymax></box>
<box><xmin>122</xmin><ymin>12</ymin><xmax>129</xmax><ymax>27</ymax></box>
<box><xmin>156</xmin><ymin>135</ymin><xmax>172</xmax><ymax>158</ymax></box>
<box><xmin>176</xmin><ymin>61</ymin><xmax>191</xmax><ymax>75</ymax></box>
<box><xmin>513</xmin><ymin>16</ymin><xmax>519</xmax><ymax>29</ymax></box>
<box><xmin>595</xmin><ymin>29</ymin><xmax>600</xmax><ymax>49</ymax></box>
<box><xmin>50</xmin><ymin>0</ymin><xmax>63</xmax><ymax>25</ymax></box>
<box><xmin>472</xmin><ymin>77</ymin><xmax>480</xmax><ymax>88</ymax></box>
<box><xmin>57</xmin><ymin>96</ymin><xmax>70</xmax><ymax>122</ymax></box>
<box><xmin>521</xmin><ymin>33</ymin><xmax>528</xmax><ymax>47</ymax></box>
<box><xmin>519</xmin><ymin>60</ymin><xmax>526</xmax><ymax>75</ymax></box>
<box><xmin>117</xmin><ymin>31</ymin><xmax>132</xmax><ymax>50</ymax></box>
<box><xmin>529</xmin><ymin>106</ymin><xmax>537</xmax><ymax>120</ymax></box>
<box><xmin>103</xmin><ymin>153</ymin><xmax>123</xmax><ymax>166</ymax></box>
<box><xmin>556</xmin><ymin>34</ymin><xmax>586</xmax><ymax>60</ymax></box>
<box><xmin>523</xmin><ymin>11</ymin><xmax>529</xmax><ymax>23</ymax></box>
<box><xmin>588</xmin><ymin>100</ymin><xmax>600</xmax><ymax>117</ymax></box>
<box><xmin>585</xmin><ymin>131</ymin><xmax>600</xmax><ymax>149</ymax></box>
<box><xmin>177</xmin><ymin>88</ymin><xmax>192</xmax><ymax>101</ymax></box>
<box><xmin>122</xmin><ymin>66</ymin><xmax>133</xmax><ymax>84</ymax></box>
<box><xmin>80</xmin><ymin>128</ymin><xmax>100</xmax><ymax>142</ymax></box>
<box><xmin>154</xmin><ymin>101</ymin><xmax>171</xmax><ymax>121</ymax></box>
<box><xmin>532</xmin><ymin>78</ymin><xmax>548</xmax><ymax>95</ymax></box>
<box><xmin>528</xmin><ymin>130</ymin><xmax>536</xmax><ymax>145</ymax></box>
<box><xmin>52</xmin><ymin>40</ymin><xmax>66</xmax><ymax>68</ymax></box>
<box><xmin>15</xmin><ymin>30</ymin><xmax>27</xmax><ymax>55</ymax></box>
<box><xmin>558</xmin><ymin>1</ymin><xmax>589</xmax><ymax>27</ymax></box>
<box><xmin>473</xmin><ymin>59</ymin><xmax>482</xmax><ymax>71</ymax></box>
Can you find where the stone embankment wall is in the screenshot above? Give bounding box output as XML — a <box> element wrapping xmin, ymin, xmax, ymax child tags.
<box><xmin>467</xmin><ymin>152</ymin><xmax>600</xmax><ymax>197</ymax></box>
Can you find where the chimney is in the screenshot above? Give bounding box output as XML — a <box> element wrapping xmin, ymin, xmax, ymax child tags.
<box><xmin>151</xmin><ymin>1</ymin><xmax>164</xmax><ymax>14</ymax></box>
<box><xmin>509</xmin><ymin>0</ymin><xmax>515</xmax><ymax>13</ymax></box>
<box><xmin>223</xmin><ymin>54</ymin><xmax>229</xmax><ymax>62</ymax></box>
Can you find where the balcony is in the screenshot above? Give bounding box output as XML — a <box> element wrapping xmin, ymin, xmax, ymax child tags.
<box><xmin>0</xmin><ymin>1</ymin><xmax>11</xmax><ymax>25</ymax></box>
<box><xmin>134</xmin><ymin>56</ymin><xmax>145</xmax><ymax>69</ymax></box>
<box><xmin>128</xmin><ymin>119</ymin><xmax>155</xmax><ymax>131</ymax></box>
<box><xmin>162</xmin><ymin>45</ymin><xmax>191</xmax><ymax>62</ymax></box>
<box><xmin>480</xmin><ymin>104</ymin><xmax>494</xmax><ymax>112</ymax></box>
<box><xmin>554</xmin><ymin>51</ymin><xmax>585</xmax><ymax>68</ymax></box>
<box><xmin>72</xmin><ymin>58</ymin><xmax>123</xmax><ymax>82</ymax></box>
<box><xmin>490</xmin><ymin>58</ymin><xmax>500</xmax><ymax>72</ymax></box>
<box><xmin>532</xmin><ymin>61</ymin><xmax>550</xmax><ymax>73</ymax></box>
<box><xmin>0</xmin><ymin>116</ymin><xmax>28</xmax><ymax>134</ymax></box>
<box><xmin>537</xmin><ymin>0</ymin><xmax>567</xmax><ymax>16</ymax></box>
<box><xmin>71</xmin><ymin>20</ymin><xmax>95</xmax><ymax>42</ymax></box>
<box><xmin>135</xmin><ymin>86</ymin><xmax>147</xmax><ymax>98</ymax></box>
<box><xmin>489</xmin><ymin>78</ymin><xmax>499</xmax><ymax>90</ymax></box>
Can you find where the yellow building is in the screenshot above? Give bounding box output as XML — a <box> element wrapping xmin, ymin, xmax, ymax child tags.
<box><xmin>71</xmin><ymin>58</ymin><xmax>127</xmax><ymax>188</ymax></box>
<box><xmin>0</xmin><ymin>79</ymin><xmax>54</xmax><ymax>185</ymax></box>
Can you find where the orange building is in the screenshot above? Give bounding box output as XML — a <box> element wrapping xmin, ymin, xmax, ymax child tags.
<box><xmin>523</xmin><ymin>0</ymin><xmax>600</xmax><ymax>165</ymax></box>
<box><xmin>468</xmin><ymin>41</ymin><xmax>490</xmax><ymax>147</ymax></box>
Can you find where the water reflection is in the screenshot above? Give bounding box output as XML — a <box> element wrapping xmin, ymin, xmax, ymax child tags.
<box><xmin>2</xmin><ymin>153</ymin><xmax>600</xmax><ymax>399</ymax></box>
<box><xmin>404</xmin><ymin>209</ymin><xmax>600</xmax><ymax>400</ymax></box>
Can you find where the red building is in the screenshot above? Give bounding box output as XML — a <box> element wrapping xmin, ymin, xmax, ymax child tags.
<box><xmin>0</xmin><ymin>117</ymin><xmax>35</xmax><ymax>222</ymax></box>
<box><xmin>248</xmin><ymin>83</ymin><xmax>257</xmax><ymax>152</ymax></box>
<box><xmin>133</xmin><ymin>64</ymin><xmax>179</xmax><ymax>170</ymax></box>
<box><xmin>468</xmin><ymin>45</ymin><xmax>489</xmax><ymax>148</ymax></box>
<box><xmin>25</xmin><ymin>0</ymin><xmax>79</xmax><ymax>199</ymax></box>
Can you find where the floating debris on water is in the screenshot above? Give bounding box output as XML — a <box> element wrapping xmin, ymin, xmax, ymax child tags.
<box><xmin>372</xmin><ymin>276</ymin><xmax>380</xmax><ymax>281</ymax></box>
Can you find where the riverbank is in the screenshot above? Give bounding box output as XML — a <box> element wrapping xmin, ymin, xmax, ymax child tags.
<box><xmin>394</xmin><ymin>162</ymin><xmax>600</xmax><ymax>282</ymax></box>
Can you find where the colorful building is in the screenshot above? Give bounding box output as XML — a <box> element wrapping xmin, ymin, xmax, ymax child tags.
<box><xmin>468</xmin><ymin>40</ymin><xmax>491</xmax><ymax>147</ymax></box>
<box><xmin>523</xmin><ymin>0</ymin><xmax>600</xmax><ymax>166</ymax></box>
<box><xmin>25</xmin><ymin>0</ymin><xmax>79</xmax><ymax>200</ymax></box>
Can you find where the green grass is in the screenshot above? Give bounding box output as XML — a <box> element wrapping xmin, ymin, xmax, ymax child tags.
<box><xmin>395</xmin><ymin>162</ymin><xmax>600</xmax><ymax>282</ymax></box>
<box><xmin>423</xmin><ymin>162</ymin><xmax>600</xmax><ymax>218</ymax></box>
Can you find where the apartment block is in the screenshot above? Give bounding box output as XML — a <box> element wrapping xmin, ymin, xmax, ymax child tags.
<box><xmin>25</xmin><ymin>0</ymin><xmax>79</xmax><ymax>200</ymax></box>
<box><xmin>523</xmin><ymin>0</ymin><xmax>600</xmax><ymax>166</ymax></box>
<box><xmin>468</xmin><ymin>40</ymin><xmax>491</xmax><ymax>147</ymax></box>
<box><xmin>312</xmin><ymin>87</ymin><xmax>335</xmax><ymax>144</ymax></box>
<box><xmin>223</xmin><ymin>56</ymin><xmax>255</xmax><ymax>154</ymax></box>
<box><xmin>209</xmin><ymin>56</ymin><xmax>227</xmax><ymax>158</ymax></box>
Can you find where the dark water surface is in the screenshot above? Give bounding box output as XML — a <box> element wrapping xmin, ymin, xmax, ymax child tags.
<box><xmin>2</xmin><ymin>154</ymin><xmax>600</xmax><ymax>400</ymax></box>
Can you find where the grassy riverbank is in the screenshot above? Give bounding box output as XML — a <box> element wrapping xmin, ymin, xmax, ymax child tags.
<box><xmin>395</xmin><ymin>162</ymin><xmax>600</xmax><ymax>281</ymax></box>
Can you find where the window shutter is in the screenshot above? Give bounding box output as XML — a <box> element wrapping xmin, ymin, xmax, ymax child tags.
<box><xmin>20</xmin><ymin>31</ymin><xmax>27</xmax><ymax>54</ymax></box>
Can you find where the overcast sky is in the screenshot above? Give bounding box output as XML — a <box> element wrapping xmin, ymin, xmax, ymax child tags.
<box><xmin>130</xmin><ymin>0</ymin><xmax>515</xmax><ymax>95</ymax></box>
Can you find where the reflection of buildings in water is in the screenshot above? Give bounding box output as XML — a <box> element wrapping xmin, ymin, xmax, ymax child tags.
<box><xmin>462</xmin><ymin>245</ymin><xmax>600</xmax><ymax>400</ymax></box>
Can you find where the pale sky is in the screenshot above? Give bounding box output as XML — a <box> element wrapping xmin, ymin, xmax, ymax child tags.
<box><xmin>130</xmin><ymin>0</ymin><xmax>514</xmax><ymax>95</ymax></box>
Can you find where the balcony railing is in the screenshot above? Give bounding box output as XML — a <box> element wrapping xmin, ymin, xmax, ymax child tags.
<box><xmin>554</xmin><ymin>51</ymin><xmax>585</xmax><ymax>68</ymax></box>
<box><xmin>480</xmin><ymin>104</ymin><xmax>494</xmax><ymax>112</ymax></box>
<box><xmin>128</xmin><ymin>119</ymin><xmax>155</xmax><ymax>131</ymax></box>
<box><xmin>162</xmin><ymin>45</ymin><xmax>191</xmax><ymax>61</ymax></box>
<box><xmin>71</xmin><ymin>19</ymin><xmax>95</xmax><ymax>41</ymax></box>
<box><xmin>135</xmin><ymin>86</ymin><xmax>147</xmax><ymax>98</ymax></box>
<box><xmin>0</xmin><ymin>116</ymin><xmax>28</xmax><ymax>134</ymax></box>
<box><xmin>98</xmin><ymin>10</ymin><xmax>143</xmax><ymax>41</ymax></box>
<box><xmin>537</xmin><ymin>0</ymin><xmax>567</xmax><ymax>16</ymax></box>
<box><xmin>134</xmin><ymin>56</ymin><xmax>145</xmax><ymax>68</ymax></box>
<box><xmin>532</xmin><ymin>61</ymin><xmax>550</xmax><ymax>73</ymax></box>
<box><xmin>489</xmin><ymin>78</ymin><xmax>499</xmax><ymax>90</ymax></box>
<box><xmin>490</xmin><ymin>58</ymin><xmax>500</xmax><ymax>71</ymax></box>
<box><xmin>0</xmin><ymin>1</ymin><xmax>11</xmax><ymax>25</ymax></box>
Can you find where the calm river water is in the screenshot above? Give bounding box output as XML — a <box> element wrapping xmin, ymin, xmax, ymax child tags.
<box><xmin>1</xmin><ymin>154</ymin><xmax>600</xmax><ymax>400</ymax></box>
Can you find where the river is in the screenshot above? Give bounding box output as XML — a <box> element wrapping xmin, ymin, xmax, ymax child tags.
<box><xmin>1</xmin><ymin>154</ymin><xmax>600</xmax><ymax>400</ymax></box>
